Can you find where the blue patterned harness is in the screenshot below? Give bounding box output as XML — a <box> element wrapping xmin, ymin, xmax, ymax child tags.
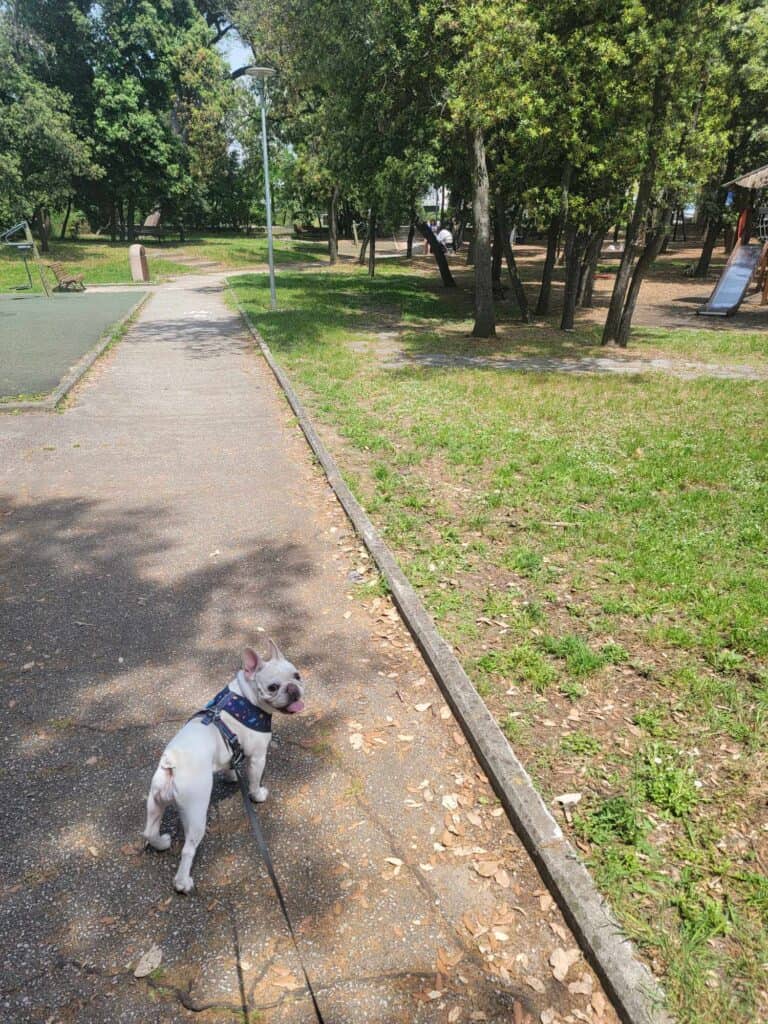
<box><xmin>192</xmin><ymin>684</ymin><xmax>272</xmax><ymax>767</ymax></box>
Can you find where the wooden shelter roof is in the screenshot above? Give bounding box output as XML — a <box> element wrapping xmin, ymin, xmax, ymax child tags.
<box><xmin>724</xmin><ymin>163</ymin><xmax>768</xmax><ymax>190</ymax></box>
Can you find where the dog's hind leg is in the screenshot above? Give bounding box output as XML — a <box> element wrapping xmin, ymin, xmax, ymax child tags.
<box><xmin>173</xmin><ymin>774</ymin><xmax>213</xmax><ymax>894</ymax></box>
<box><xmin>143</xmin><ymin>763</ymin><xmax>174</xmax><ymax>851</ymax></box>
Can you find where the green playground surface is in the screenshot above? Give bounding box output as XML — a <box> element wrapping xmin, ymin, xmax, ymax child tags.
<box><xmin>0</xmin><ymin>291</ymin><xmax>145</xmax><ymax>401</ymax></box>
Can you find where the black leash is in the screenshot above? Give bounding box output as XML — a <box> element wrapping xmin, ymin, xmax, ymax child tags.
<box><xmin>233</xmin><ymin>760</ymin><xmax>326</xmax><ymax>1023</ymax></box>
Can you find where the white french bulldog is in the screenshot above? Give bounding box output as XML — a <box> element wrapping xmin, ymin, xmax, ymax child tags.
<box><xmin>143</xmin><ymin>641</ymin><xmax>305</xmax><ymax>893</ymax></box>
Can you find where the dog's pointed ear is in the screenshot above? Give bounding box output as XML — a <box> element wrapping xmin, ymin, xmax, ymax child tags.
<box><xmin>242</xmin><ymin>647</ymin><xmax>262</xmax><ymax>679</ymax></box>
<box><xmin>266</xmin><ymin>638</ymin><xmax>282</xmax><ymax>662</ymax></box>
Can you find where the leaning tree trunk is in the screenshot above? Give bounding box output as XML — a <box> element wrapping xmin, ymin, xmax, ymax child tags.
<box><xmin>470</xmin><ymin>126</ymin><xmax>495</xmax><ymax>338</ymax></box>
<box><xmin>455</xmin><ymin>199</ymin><xmax>469</xmax><ymax>249</ymax></box>
<box><xmin>328</xmin><ymin>185</ymin><xmax>339</xmax><ymax>264</ymax></box>
<box><xmin>536</xmin><ymin>161</ymin><xmax>572</xmax><ymax>316</ymax></box>
<box><xmin>358</xmin><ymin>213</ymin><xmax>370</xmax><ymax>265</ymax></box>
<box><xmin>577</xmin><ymin>229</ymin><xmax>604</xmax><ymax>307</ymax></box>
<box><xmin>368</xmin><ymin>209</ymin><xmax>376</xmax><ymax>278</ymax></box>
<box><xmin>59</xmin><ymin>198</ymin><xmax>72</xmax><ymax>240</ymax></box>
<box><xmin>603</xmin><ymin>75</ymin><xmax>667</xmax><ymax>345</ymax></box>
<box><xmin>37</xmin><ymin>208</ymin><xmax>52</xmax><ymax>253</ymax></box>
<box><xmin>560</xmin><ymin>226</ymin><xmax>588</xmax><ymax>331</ymax></box>
<box><xmin>492</xmin><ymin>213</ymin><xmax>503</xmax><ymax>290</ymax></box>
<box><xmin>367</xmin><ymin>209</ymin><xmax>376</xmax><ymax>277</ymax></box>
<box><xmin>535</xmin><ymin>214</ymin><xmax>560</xmax><ymax>316</ymax></box>
<box><xmin>406</xmin><ymin>207</ymin><xmax>416</xmax><ymax>258</ymax></box>
<box><xmin>415</xmin><ymin>220</ymin><xmax>456</xmax><ymax>286</ymax></box>
<box><xmin>695</xmin><ymin>151</ymin><xmax>736</xmax><ymax>277</ymax></box>
<box><xmin>615</xmin><ymin>209</ymin><xmax>672</xmax><ymax>347</ymax></box>
<box><xmin>127</xmin><ymin>197</ymin><xmax>135</xmax><ymax>242</ymax></box>
<box><xmin>695</xmin><ymin>216</ymin><xmax>722</xmax><ymax>278</ymax></box>
<box><xmin>496</xmin><ymin>195</ymin><xmax>531</xmax><ymax>321</ymax></box>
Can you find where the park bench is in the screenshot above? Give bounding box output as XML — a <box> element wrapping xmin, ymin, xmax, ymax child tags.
<box><xmin>47</xmin><ymin>262</ymin><xmax>85</xmax><ymax>291</ymax></box>
<box><xmin>132</xmin><ymin>210</ymin><xmax>185</xmax><ymax>242</ymax></box>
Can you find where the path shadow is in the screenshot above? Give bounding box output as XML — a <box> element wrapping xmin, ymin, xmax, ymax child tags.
<box><xmin>0</xmin><ymin>492</ymin><xmax>348</xmax><ymax>1019</ymax></box>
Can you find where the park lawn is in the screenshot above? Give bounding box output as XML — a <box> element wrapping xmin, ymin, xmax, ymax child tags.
<box><xmin>149</xmin><ymin>232</ymin><xmax>326</xmax><ymax>266</ymax></box>
<box><xmin>0</xmin><ymin>238</ymin><xmax>191</xmax><ymax>294</ymax></box>
<box><xmin>232</xmin><ymin>266</ymin><xmax>768</xmax><ymax>1024</ymax></box>
<box><xmin>0</xmin><ymin>233</ymin><xmax>323</xmax><ymax>295</ymax></box>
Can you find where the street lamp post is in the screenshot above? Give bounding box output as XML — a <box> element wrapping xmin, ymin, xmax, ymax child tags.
<box><xmin>244</xmin><ymin>66</ymin><xmax>277</xmax><ymax>310</ymax></box>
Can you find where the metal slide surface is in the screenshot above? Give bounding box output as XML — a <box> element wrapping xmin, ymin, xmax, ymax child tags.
<box><xmin>698</xmin><ymin>242</ymin><xmax>761</xmax><ymax>316</ymax></box>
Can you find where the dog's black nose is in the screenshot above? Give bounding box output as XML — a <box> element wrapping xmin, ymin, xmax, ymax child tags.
<box><xmin>286</xmin><ymin>683</ymin><xmax>301</xmax><ymax>703</ymax></box>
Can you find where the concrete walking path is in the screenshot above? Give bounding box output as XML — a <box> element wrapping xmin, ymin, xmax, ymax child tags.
<box><xmin>0</xmin><ymin>275</ymin><xmax>617</xmax><ymax>1023</ymax></box>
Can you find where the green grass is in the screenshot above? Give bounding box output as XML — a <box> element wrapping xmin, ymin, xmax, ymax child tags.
<box><xmin>0</xmin><ymin>232</ymin><xmax>323</xmax><ymax>295</ymax></box>
<box><xmin>232</xmin><ymin>265</ymin><xmax>768</xmax><ymax>1024</ymax></box>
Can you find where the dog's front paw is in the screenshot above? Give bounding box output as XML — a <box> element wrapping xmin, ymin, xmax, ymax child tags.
<box><xmin>173</xmin><ymin>873</ymin><xmax>194</xmax><ymax>895</ymax></box>
<box><xmin>249</xmin><ymin>786</ymin><xmax>268</xmax><ymax>803</ymax></box>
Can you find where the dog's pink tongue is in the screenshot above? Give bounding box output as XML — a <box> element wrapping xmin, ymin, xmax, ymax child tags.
<box><xmin>286</xmin><ymin>700</ymin><xmax>305</xmax><ymax>714</ymax></box>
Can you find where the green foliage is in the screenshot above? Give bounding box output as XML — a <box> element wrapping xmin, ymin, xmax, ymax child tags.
<box><xmin>635</xmin><ymin>743</ymin><xmax>700</xmax><ymax>816</ymax></box>
<box><xmin>540</xmin><ymin>634</ymin><xmax>628</xmax><ymax>677</ymax></box>
<box><xmin>576</xmin><ymin>794</ymin><xmax>651</xmax><ymax>847</ymax></box>
<box><xmin>561</xmin><ymin>731</ymin><xmax>602</xmax><ymax>756</ymax></box>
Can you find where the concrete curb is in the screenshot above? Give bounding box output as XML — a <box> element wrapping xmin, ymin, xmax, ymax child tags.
<box><xmin>231</xmin><ymin>285</ymin><xmax>673</xmax><ymax>1024</ymax></box>
<box><xmin>0</xmin><ymin>291</ymin><xmax>149</xmax><ymax>413</ymax></box>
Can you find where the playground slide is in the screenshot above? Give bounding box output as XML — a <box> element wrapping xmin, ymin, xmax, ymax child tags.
<box><xmin>698</xmin><ymin>242</ymin><xmax>762</xmax><ymax>317</ymax></box>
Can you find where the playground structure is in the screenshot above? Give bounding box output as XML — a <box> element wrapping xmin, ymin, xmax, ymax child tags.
<box><xmin>699</xmin><ymin>163</ymin><xmax>768</xmax><ymax>317</ymax></box>
<box><xmin>0</xmin><ymin>220</ymin><xmax>50</xmax><ymax>296</ymax></box>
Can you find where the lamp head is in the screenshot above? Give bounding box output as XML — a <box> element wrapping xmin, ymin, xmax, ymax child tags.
<box><xmin>243</xmin><ymin>65</ymin><xmax>277</xmax><ymax>82</ymax></box>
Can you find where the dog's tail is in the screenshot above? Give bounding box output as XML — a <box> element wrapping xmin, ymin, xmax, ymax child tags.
<box><xmin>155</xmin><ymin>751</ymin><xmax>178</xmax><ymax>804</ymax></box>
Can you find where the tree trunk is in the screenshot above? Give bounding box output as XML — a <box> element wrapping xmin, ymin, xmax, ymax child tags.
<box><xmin>695</xmin><ymin>217</ymin><xmax>721</xmax><ymax>277</ymax></box>
<box><xmin>577</xmin><ymin>229</ymin><xmax>603</xmax><ymax>307</ymax></box>
<box><xmin>695</xmin><ymin>151</ymin><xmax>736</xmax><ymax>277</ymax></box>
<box><xmin>367</xmin><ymin>208</ymin><xmax>376</xmax><ymax>277</ymax></box>
<box><xmin>492</xmin><ymin>212</ymin><xmax>503</xmax><ymax>286</ymax></box>
<box><xmin>117</xmin><ymin>201</ymin><xmax>126</xmax><ymax>242</ymax></box>
<box><xmin>603</xmin><ymin>75</ymin><xmax>667</xmax><ymax>345</ymax></box>
<box><xmin>536</xmin><ymin>161</ymin><xmax>573</xmax><ymax>315</ymax></box>
<box><xmin>358</xmin><ymin>213</ymin><xmax>369</xmax><ymax>264</ymax></box>
<box><xmin>470</xmin><ymin>126</ymin><xmax>495</xmax><ymax>337</ymax></box>
<box><xmin>38</xmin><ymin>208</ymin><xmax>52</xmax><ymax>253</ymax></box>
<box><xmin>110</xmin><ymin>201</ymin><xmax>117</xmax><ymax>243</ymax></box>
<box><xmin>59</xmin><ymin>198</ymin><xmax>72</xmax><ymax>241</ymax></box>
<box><xmin>616</xmin><ymin>209</ymin><xmax>672</xmax><ymax>347</ymax></box>
<box><xmin>496</xmin><ymin>195</ymin><xmax>531</xmax><ymax>321</ymax></box>
<box><xmin>127</xmin><ymin>197</ymin><xmax>135</xmax><ymax>242</ymax></box>
<box><xmin>406</xmin><ymin>208</ymin><xmax>415</xmax><ymax>258</ymax></box>
<box><xmin>328</xmin><ymin>185</ymin><xmax>339</xmax><ymax>264</ymax></box>
<box><xmin>415</xmin><ymin>220</ymin><xmax>456</xmax><ymax>287</ymax></box>
<box><xmin>560</xmin><ymin>226</ymin><xmax>588</xmax><ymax>331</ymax></box>
<box><xmin>535</xmin><ymin>215</ymin><xmax>560</xmax><ymax>316</ymax></box>
<box><xmin>455</xmin><ymin>199</ymin><xmax>469</xmax><ymax>248</ymax></box>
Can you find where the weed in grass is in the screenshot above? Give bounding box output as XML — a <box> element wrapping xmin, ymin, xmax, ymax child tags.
<box><xmin>475</xmin><ymin>644</ymin><xmax>558</xmax><ymax>693</ymax></box>
<box><xmin>560</xmin><ymin>731</ymin><xmax>602</xmax><ymax>756</ymax></box>
<box><xmin>503</xmin><ymin>547</ymin><xmax>543</xmax><ymax>578</ymax></box>
<box><xmin>633</xmin><ymin>705</ymin><xmax>677</xmax><ymax>738</ymax></box>
<box><xmin>706</xmin><ymin>648</ymin><xmax>746</xmax><ymax>673</ymax></box>
<box><xmin>501</xmin><ymin>713</ymin><xmax>526</xmax><ymax>744</ymax></box>
<box><xmin>672</xmin><ymin>871</ymin><xmax>732</xmax><ymax>944</ymax></box>
<box><xmin>636</xmin><ymin>742</ymin><xmax>700</xmax><ymax>817</ymax></box>
<box><xmin>540</xmin><ymin>633</ymin><xmax>626</xmax><ymax>677</ymax></box>
<box><xmin>559</xmin><ymin>679</ymin><xmax>586</xmax><ymax>702</ymax></box>
<box><xmin>576</xmin><ymin>794</ymin><xmax>651</xmax><ymax>848</ymax></box>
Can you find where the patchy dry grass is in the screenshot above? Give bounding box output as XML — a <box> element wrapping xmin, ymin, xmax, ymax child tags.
<box><xmin>233</xmin><ymin>266</ymin><xmax>768</xmax><ymax>1024</ymax></box>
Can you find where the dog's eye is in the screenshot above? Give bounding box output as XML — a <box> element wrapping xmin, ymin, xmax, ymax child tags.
<box><xmin>267</xmin><ymin>684</ymin><xmax>279</xmax><ymax>693</ymax></box>
<box><xmin>293</xmin><ymin>673</ymin><xmax>301</xmax><ymax>681</ymax></box>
